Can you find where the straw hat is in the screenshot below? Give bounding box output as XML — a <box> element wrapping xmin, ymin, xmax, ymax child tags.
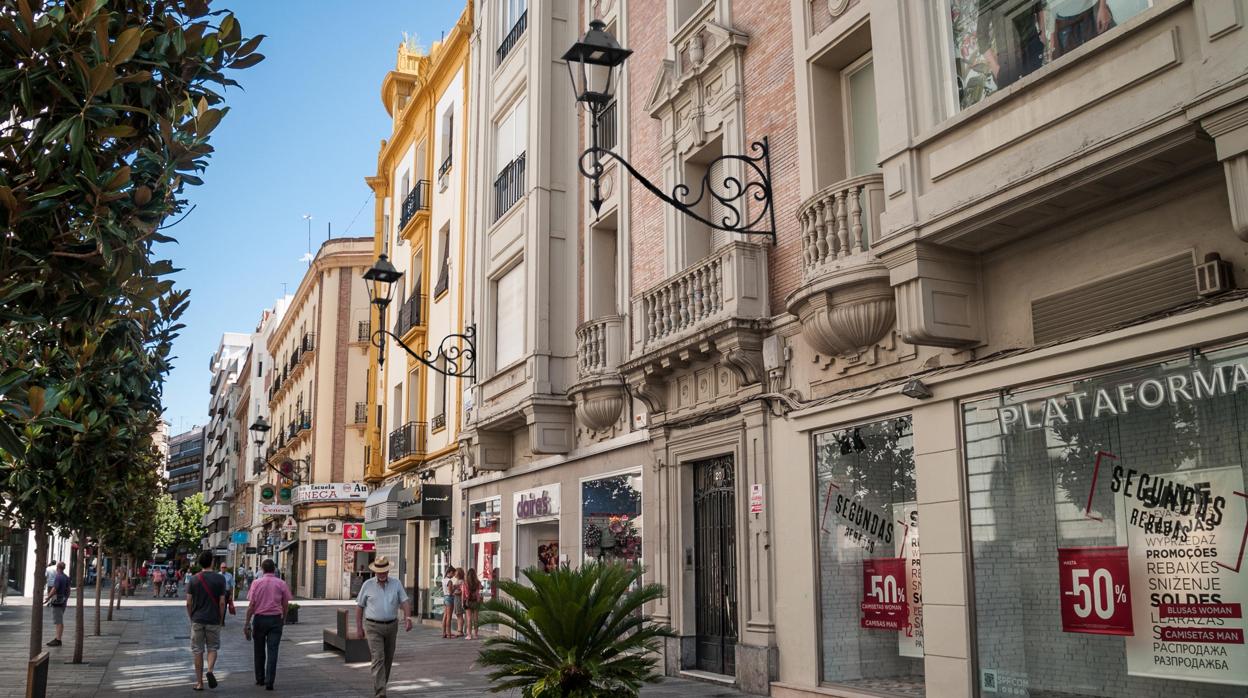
<box><xmin>368</xmin><ymin>556</ymin><xmax>393</xmax><ymax>573</ymax></box>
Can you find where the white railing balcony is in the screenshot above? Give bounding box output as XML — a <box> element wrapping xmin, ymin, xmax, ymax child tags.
<box><xmin>798</xmin><ymin>173</ymin><xmax>884</xmax><ymax>278</ymax></box>
<box><xmin>576</xmin><ymin>315</ymin><xmax>625</xmax><ymax>377</ymax></box>
<box><xmin>634</xmin><ymin>241</ymin><xmax>768</xmax><ymax>353</ymax></box>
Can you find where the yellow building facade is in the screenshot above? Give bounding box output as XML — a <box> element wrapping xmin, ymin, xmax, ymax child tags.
<box><xmin>362</xmin><ymin>2</ymin><xmax>472</xmax><ymax>618</ymax></box>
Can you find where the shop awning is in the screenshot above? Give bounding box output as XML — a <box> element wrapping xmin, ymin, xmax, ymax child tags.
<box><xmin>276</xmin><ymin>540</ymin><xmax>296</xmax><ymax>553</ymax></box>
<box><xmin>365</xmin><ymin>484</ymin><xmax>405</xmax><ymax>530</ymax></box>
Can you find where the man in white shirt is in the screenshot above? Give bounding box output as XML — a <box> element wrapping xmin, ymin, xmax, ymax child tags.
<box><xmin>44</xmin><ymin>559</ymin><xmax>57</xmax><ymax>590</ymax></box>
<box><xmin>355</xmin><ymin>557</ymin><xmax>412</xmax><ymax>698</ymax></box>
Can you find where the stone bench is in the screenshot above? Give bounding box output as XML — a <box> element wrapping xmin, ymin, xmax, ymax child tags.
<box><xmin>322</xmin><ymin>609</ymin><xmax>369</xmax><ymax>662</ymax></box>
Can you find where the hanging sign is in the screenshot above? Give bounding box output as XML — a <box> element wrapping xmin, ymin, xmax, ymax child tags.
<box><xmin>344</xmin><ymin>541</ymin><xmax>376</xmax><ymax>553</ymax></box>
<box><xmin>259</xmin><ymin>503</ymin><xmax>293</xmax><ymax>516</ymax></box>
<box><xmin>1118</xmin><ymin>464</ymin><xmax>1248</xmax><ymax>686</ymax></box>
<box><xmin>860</xmin><ymin>557</ymin><xmax>908</xmax><ymax>630</ymax></box>
<box><xmin>1057</xmin><ymin>546</ymin><xmax>1133</xmax><ymax>636</ymax></box>
<box><xmin>230</xmin><ymin>531</ymin><xmax>250</xmax><ymax>545</ymax></box>
<box><xmin>749</xmin><ymin>484</ymin><xmax>764</xmax><ymax>515</ymax></box>
<box><xmin>281</xmin><ymin>517</ymin><xmax>297</xmax><ymax>533</ymax></box>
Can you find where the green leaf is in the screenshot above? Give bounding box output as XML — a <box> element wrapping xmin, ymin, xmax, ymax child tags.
<box><xmin>25</xmin><ymin>184</ymin><xmax>75</xmax><ymax>202</ymax></box>
<box><xmin>228</xmin><ymin>53</ymin><xmax>264</xmax><ymax>70</ymax></box>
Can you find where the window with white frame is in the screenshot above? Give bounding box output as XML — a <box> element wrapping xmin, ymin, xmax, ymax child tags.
<box><xmin>949</xmin><ymin>0</ymin><xmax>1152</xmax><ymax>110</ymax></box>
<box><xmin>494</xmin><ymin>97</ymin><xmax>527</xmax><ymax>176</ymax></box>
<box><xmin>499</xmin><ymin>0</ymin><xmax>527</xmax><ymax>44</ymax></box>
<box><xmin>493</xmin><ymin>261</ymin><xmax>525</xmax><ymax>370</ymax></box>
<box><xmin>844</xmin><ymin>55</ymin><xmax>880</xmax><ymax>177</ymax></box>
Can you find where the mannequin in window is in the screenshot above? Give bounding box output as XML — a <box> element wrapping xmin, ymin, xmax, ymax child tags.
<box><xmin>1044</xmin><ymin>0</ymin><xmax>1114</xmax><ymax>60</ymax></box>
<box><xmin>973</xmin><ymin>0</ymin><xmax>1045</xmax><ymax>91</ymax></box>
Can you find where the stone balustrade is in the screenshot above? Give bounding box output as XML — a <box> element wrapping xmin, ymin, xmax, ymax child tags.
<box><xmin>798</xmin><ymin>173</ymin><xmax>884</xmax><ymax>276</ymax></box>
<box><xmin>576</xmin><ymin>315</ymin><xmax>625</xmax><ymax>377</ymax></box>
<box><xmin>635</xmin><ymin>242</ymin><xmax>768</xmax><ymax>352</ymax></box>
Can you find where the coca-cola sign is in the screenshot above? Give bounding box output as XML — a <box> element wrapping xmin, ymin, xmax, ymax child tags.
<box><xmin>515</xmin><ymin>483</ymin><xmax>560</xmax><ymax>521</ymax></box>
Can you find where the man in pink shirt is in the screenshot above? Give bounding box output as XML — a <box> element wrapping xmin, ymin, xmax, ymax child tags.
<box><xmin>243</xmin><ymin>559</ymin><xmax>291</xmax><ymax>690</ymax></box>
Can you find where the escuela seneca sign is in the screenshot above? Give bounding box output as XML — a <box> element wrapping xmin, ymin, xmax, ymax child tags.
<box><xmin>291</xmin><ymin>482</ymin><xmax>369</xmax><ymax>506</ymax></box>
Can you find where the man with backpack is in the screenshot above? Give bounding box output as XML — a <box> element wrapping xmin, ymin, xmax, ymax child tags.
<box><xmin>186</xmin><ymin>551</ymin><xmax>227</xmax><ymax>691</ymax></box>
<box><xmin>44</xmin><ymin>561</ymin><xmax>70</xmax><ymax>647</ymax></box>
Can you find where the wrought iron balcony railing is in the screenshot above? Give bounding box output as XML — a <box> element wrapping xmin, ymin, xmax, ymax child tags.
<box><xmin>496</xmin><ymin>10</ymin><xmax>527</xmax><ymax>66</ymax></box>
<box><xmin>438</xmin><ymin>154</ymin><xmax>453</xmax><ymax>190</ymax></box>
<box><xmin>357</xmin><ymin>320</ymin><xmax>371</xmax><ymax>343</ymax></box>
<box><xmin>393</xmin><ymin>290</ymin><xmax>424</xmax><ymax>337</ymax></box>
<box><xmin>297</xmin><ymin>410</ymin><xmax>311</xmax><ymax>431</ymax></box>
<box><xmin>388</xmin><ymin>421</ymin><xmax>427</xmax><ymax>462</ymax></box>
<box><xmin>354</xmin><ymin>402</ymin><xmax>368</xmax><ymax>425</ymax></box>
<box><xmin>599</xmin><ymin>100</ymin><xmax>617</xmax><ymax>152</ymax></box>
<box><xmin>301</xmin><ymin>332</ymin><xmax>316</xmax><ymax>354</ymax></box>
<box><xmin>493</xmin><ymin>152</ymin><xmax>526</xmax><ymax>222</ymax></box>
<box><xmin>399</xmin><ymin>179</ymin><xmax>431</xmax><ymax>231</ymax></box>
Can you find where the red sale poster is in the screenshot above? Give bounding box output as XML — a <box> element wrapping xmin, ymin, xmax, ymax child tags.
<box><xmin>861</xmin><ymin>557</ymin><xmax>908</xmax><ymax>631</ymax></box>
<box><xmin>1057</xmin><ymin>546</ymin><xmax>1133</xmax><ymax>636</ymax></box>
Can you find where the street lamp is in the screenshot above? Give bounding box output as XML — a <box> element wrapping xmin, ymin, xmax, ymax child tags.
<box><xmin>249</xmin><ymin>416</ymin><xmax>271</xmax><ymax>446</ymax></box>
<box><xmin>566</xmin><ymin>19</ymin><xmax>776</xmax><ymax>238</ymax></box>
<box><xmin>248</xmin><ymin>416</ymin><xmax>310</xmax><ymax>485</ymax></box>
<box><xmin>363</xmin><ymin>254</ymin><xmax>476</xmax><ymax>378</ymax></box>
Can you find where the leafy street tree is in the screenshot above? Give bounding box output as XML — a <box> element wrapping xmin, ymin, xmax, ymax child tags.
<box><xmin>477</xmin><ymin>563</ymin><xmax>674</xmax><ymax>698</ymax></box>
<box><xmin>154</xmin><ymin>491</ymin><xmax>208</xmax><ymax>557</ymax></box>
<box><xmin>0</xmin><ymin>0</ymin><xmax>263</xmax><ymax>662</ymax></box>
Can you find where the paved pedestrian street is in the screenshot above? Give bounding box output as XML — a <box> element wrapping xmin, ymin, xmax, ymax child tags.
<box><xmin>0</xmin><ymin>597</ymin><xmax>748</xmax><ymax>697</ymax></box>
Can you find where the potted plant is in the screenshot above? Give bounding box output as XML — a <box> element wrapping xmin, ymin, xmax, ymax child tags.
<box><xmin>285</xmin><ymin>602</ymin><xmax>300</xmax><ymax>624</ymax></box>
<box><xmin>477</xmin><ymin>562</ymin><xmax>673</xmax><ymax>697</ymax></box>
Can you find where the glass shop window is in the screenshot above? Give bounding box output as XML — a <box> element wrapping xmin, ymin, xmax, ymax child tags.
<box><xmin>950</xmin><ymin>0</ymin><xmax>1152</xmax><ymax>110</ymax></box>
<box><xmin>963</xmin><ymin>345</ymin><xmax>1248</xmax><ymax>697</ymax></box>
<box><xmin>814</xmin><ymin>415</ymin><xmax>924</xmax><ymax>694</ymax></box>
<box><xmin>581</xmin><ymin>472</ymin><xmax>642</xmax><ymax>565</ymax></box>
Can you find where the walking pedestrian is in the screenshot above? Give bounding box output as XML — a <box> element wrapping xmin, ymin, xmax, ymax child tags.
<box><xmin>243</xmin><ymin>559</ymin><xmax>290</xmax><ymax>691</ymax></box>
<box><xmin>186</xmin><ymin>551</ymin><xmax>227</xmax><ymax>691</ymax></box>
<box><xmin>151</xmin><ymin>566</ymin><xmax>164</xmax><ymax>598</ymax></box>
<box><xmin>44</xmin><ymin>561</ymin><xmax>70</xmax><ymax>647</ymax></box>
<box><xmin>461</xmin><ymin>568</ymin><xmax>482</xmax><ymax>640</ymax></box>
<box><xmin>354</xmin><ymin>556</ymin><xmax>412</xmax><ymax>698</ymax></box>
<box><xmin>218</xmin><ymin>563</ymin><xmax>237</xmax><ymax>617</ymax></box>
<box><xmin>440</xmin><ymin>566</ymin><xmax>455</xmax><ymax>639</ymax></box>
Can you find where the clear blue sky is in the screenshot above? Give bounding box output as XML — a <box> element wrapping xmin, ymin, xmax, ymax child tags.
<box><xmin>157</xmin><ymin>0</ymin><xmax>465</xmax><ymax>436</ymax></box>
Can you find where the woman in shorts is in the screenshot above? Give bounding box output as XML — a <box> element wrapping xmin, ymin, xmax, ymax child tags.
<box><xmin>441</xmin><ymin>566</ymin><xmax>456</xmax><ymax>638</ymax></box>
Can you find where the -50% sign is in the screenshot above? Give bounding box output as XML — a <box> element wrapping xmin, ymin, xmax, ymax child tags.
<box><xmin>1058</xmin><ymin>546</ymin><xmax>1133</xmax><ymax>636</ymax></box>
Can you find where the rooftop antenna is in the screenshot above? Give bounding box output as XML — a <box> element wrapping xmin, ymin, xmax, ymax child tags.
<box><xmin>327</xmin><ymin>221</ymin><xmax>332</xmax><ymax>242</ymax></box>
<box><xmin>300</xmin><ymin>214</ymin><xmax>314</xmax><ymax>264</ymax></box>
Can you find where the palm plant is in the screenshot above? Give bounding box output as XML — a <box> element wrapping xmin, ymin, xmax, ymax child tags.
<box><xmin>477</xmin><ymin>562</ymin><xmax>674</xmax><ymax>698</ymax></box>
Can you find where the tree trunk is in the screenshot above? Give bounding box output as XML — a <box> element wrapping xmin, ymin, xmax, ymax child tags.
<box><xmin>116</xmin><ymin>554</ymin><xmax>124</xmax><ymax>608</ymax></box>
<box><xmin>107</xmin><ymin>563</ymin><xmax>116</xmax><ymax>622</ymax></box>
<box><xmin>93</xmin><ymin>545</ymin><xmax>103</xmax><ymax>636</ymax></box>
<box><xmin>29</xmin><ymin>519</ymin><xmax>47</xmax><ymax>660</ymax></box>
<box><xmin>72</xmin><ymin>534</ymin><xmax>85</xmax><ymax>664</ymax></box>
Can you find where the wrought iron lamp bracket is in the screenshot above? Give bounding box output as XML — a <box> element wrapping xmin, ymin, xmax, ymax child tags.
<box><xmin>578</xmin><ymin>134</ymin><xmax>777</xmax><ymax>241</ymax></box>
<box><xmin>370</xmin><ymin>324</ymin><xmax>476</xmax><ymax>380</ymax></box>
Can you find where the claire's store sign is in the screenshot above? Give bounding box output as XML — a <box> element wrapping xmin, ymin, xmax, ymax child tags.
<box><xmin>515</xmin><ymin>484</ymin><xmax>560</xmax><ymax>521</ymax></box>
<box><xmin>291</xmin><ymin>482</ymin><xmax>369</xmax><ymax>505</ymax></box>
<box><xmin>995</xmin><ymin>360</ymin><xmax>1248</xmax><ymax>431</ymax></box>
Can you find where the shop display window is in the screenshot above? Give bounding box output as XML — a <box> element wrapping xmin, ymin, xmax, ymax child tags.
<box><xmin>950</xmin><ymin>0</ymin><xmax>1152</xmax><ymax>109</ymax></box>
<box><xmin>964</xmin><ymin>346</ymin><xmax>1248</xmax><ymax>697</ymax></box>
<box><xmin>814</xmin><ymin>416</ymin><xmax>923</xmax><ymax>694</ymax></box>
<box><xmin>469</xmin><ymin>498</ymin><xmax>501</xmax><ymax>596</ymax></box>
<box><xmin>581</xmin><ymin>472</ymin><xmax>643</xmax><ymax>565</ymax></box>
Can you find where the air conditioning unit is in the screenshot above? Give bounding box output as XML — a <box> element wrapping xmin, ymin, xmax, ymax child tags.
<box><xmin>1196</xmin><ymin>252</ymin><xmax>1234</xmax><ymax>297</ymax></box>
<box><xmin>326</xmin><ymin>522</ymin><xmax>338</xmax><ymax>533</ymax></box>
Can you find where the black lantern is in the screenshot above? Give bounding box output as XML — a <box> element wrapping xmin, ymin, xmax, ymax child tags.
<box><xmin>363</xmin><ymin>254</ymin><xmax>402</xmax><ymax>309</ymax></box>
<box><xmin>566</xmin><ymin>20</ymin><xmax>777</xmax><ymax>238</ymax></box>
<box><xmin>562</xmin><ymin>19</ymin><xmax>630</xmax><ymax>117</ymax></box>
<box><xmin>249</xmin><ymin>416</ymin><xmax>271</xmax><ymax>446</ymax></box>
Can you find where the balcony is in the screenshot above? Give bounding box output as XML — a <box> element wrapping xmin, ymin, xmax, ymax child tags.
<box><xmin>599</xmin><ymin>100</ymin><xmax>617</xmax><ymax>152</ymax></box>
<box><xmin>431</xmin><ymin>413</ymin><xmax>446</xmax><ymax>431</ymax></box>
<box><xmin>387</xmin><ymin>421</ymin><xmax>427</xmax><ymax>464</ymax></box>
<box><xmin>623</xmin><ymin>242</ymin><xmax>770</xmax><ymax>411</ymax></box>
<box><xmin>495</xmin><ymin>10</ymin><xmax>527</xmax><ymax>66</ymax></box>
<box><xmin>301</xmin><ymin>332</ymin><xmax>316</xmax><ymax>355</ymax></box>
<box><xmin>393</xmin><ymin>291</ymin><xmax>424</xmax><ymax>338</ymax></box>
<box><xmin>353</xmin><ymin>402</ymin><xmax>368</xmax><ymax>425</ymax></box>
<box><xmin>786</xmin><ymin>173</ymin><xmax>895</xmax><ymax>358</ymax></box>
<box><xmin>357</xmin><ymin>320</ymin><xmax>371</xmax><ymax>343</ymax></box>
<box><xmin>438</xmin><ymin>154</ymin><xmax>452</xmax><ymax>191</ymax></box>
<box><xmin>569</xmin><ymin>315</ymin><xmax>627</xmax><ymax>432</ymax></box>
<box><xmin>493</xmin><ymin>153</ymin><xmax>526</xmax><ymax>222</ymax></box>
<box><xmin>399</xmin><ymin>179</ymin><xmax>430</xmax><ymax>232</ymax></box>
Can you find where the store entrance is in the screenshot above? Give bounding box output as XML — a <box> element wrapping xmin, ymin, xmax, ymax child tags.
<box><xmin>515</xmin><ymin>521</ymin><xmax>560</xmax><ymax>575</ymax></box>
<box><xmin>692</xmin><ymin>455</ymin><xmax>737</xmax><ymax>677</ymax></box>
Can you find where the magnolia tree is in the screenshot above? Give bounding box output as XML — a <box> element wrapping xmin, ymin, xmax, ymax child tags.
<box><xmin>0</xmin><ymin>0</ymin><xmax>262</xmax><ymax>663</ymax></box>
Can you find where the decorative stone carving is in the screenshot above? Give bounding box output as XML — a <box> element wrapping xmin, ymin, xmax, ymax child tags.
<box><xmin>626</xmin><ymin>371</ymin><xmax>668</xmax><ymax>413</ymax></box>
<box><xmin>789</xmin><ymin>265</ymin><xmax>895</xmax><ymax>357</ymax></box>
<box><xmin>572</xmin><ymin>379</ymin><xmax>628</xmax><ymax>432</ymax></box>
<box><xmin>717</xmin><ymin>332</ymin><xmax>765</xmax><ymax>385</ymax></box>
